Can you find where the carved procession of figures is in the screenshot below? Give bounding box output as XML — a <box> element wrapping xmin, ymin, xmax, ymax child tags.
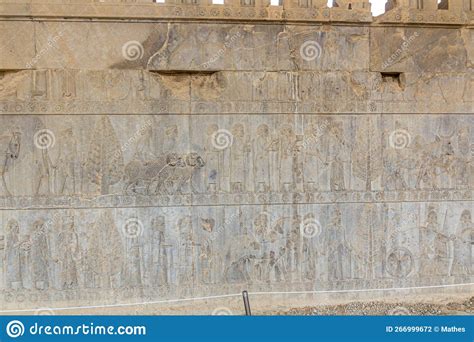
<box><xmin>0</xmin><ymin>115</ymin><xmax>472</xmax><ymax>198</ymax></box>
<box><xmin>0</xmin><ymin>203</ymin><xmax>472</xmax><ymax>293</ymax></box>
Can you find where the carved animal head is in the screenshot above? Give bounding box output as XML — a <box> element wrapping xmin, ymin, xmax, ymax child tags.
<box><xmin>166</xmin><ymin>153</ymin><xmax>185</xmax><ymax>167</ymax></box>
<box><xmin>435</xmin><ymin>132</ymin><xmax>455</xmax><ymax>156</ymax></box>
<box><xmin>186</xmin><ymin>153</ymin><xmax>205</xmax><ymax>168</ymax></box>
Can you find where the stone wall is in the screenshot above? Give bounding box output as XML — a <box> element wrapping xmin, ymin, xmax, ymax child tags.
<box><xmin>0</xmin><ymin>0</ymin><xmax>473</xmax><ymax>313</ymax></box>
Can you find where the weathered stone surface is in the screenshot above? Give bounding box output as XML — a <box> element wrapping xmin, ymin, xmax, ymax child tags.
<box><xmin>0</xmin><ymin>0</ymin><xmax>473</xmax><ymax>314</ymax></box>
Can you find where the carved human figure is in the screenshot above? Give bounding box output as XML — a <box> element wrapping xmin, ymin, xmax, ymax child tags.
<box><xmin>253</xmin><ymin>213</ymin><xmax>286</xmax><ymax>283</ymax></box>
<box><xmin>436</xmin><ymin>133</ymin><xmax>459</xmax><ymax>189</ymax></box>
<box><xmin>151</xmin><ymin>216</ymin><xmax>169</xmax><ymax>287</ymax></box>
<box><xmin>450</xmin><ymin>210</ymin><xmax>473</xmax><ymax>276</ymax></box>
<box><xmin>56</xmin><ymin>128</ymin><xmax>78</xmax><ymax>195</ymax></box>
<box><xmin>413</xmin><ymin>135</ymin><xmax>442</xmax><ymax>190</ymax></box>
<box><xmin>29</xmin><ymin>219</ymin><xmax>51</xmax><ymax>290</ymax></box>
<box><xmin>57</xmin><ymin>214</ymin><xmax>79</xmax><ymax>289</ymax></box>
<box><xmin>301</xmin><ymin>214</ymin><xmax>316</xmax><ymax>281</ymax></box>
<box><xmin>125</xmin><ymin>239</ymin><xmax>143</xmax><ymax>289</ymax></box>
<box><xmin>326</xmin><ymin>208</ymin><xmax>351</xmax><ymax>281</ymax></box>
<box><xmin>254</xmin><ymin>213</ymin><xmax>267</xmax><ymax>243</ymax></box>
<box><xmin>267</xmin><ymin>249</ymin><xmax>286</xmax><ymax>283</ymax></box>
<box><xmin>4</xmin><ymin>219</ymin><xmax>24</xmax><ymax>289</ymax></box>
<box><xmin>419</xmin><ymin>208</ymin><xmax>449</xmax><ymax>276</ymax></box>
<box><xmin>199</xmin><ymin>218</ymin><xmax>216</xmax><ymax>284</ymax></box>
<box><xmin>0</xmin><ymin>129</ymin><xmax>21</xmax><ymax>197</ymax></box>
<box><xmin>177</xmin><ymin>216</ymin><xmax>199</xmax><ymax>286</ymax></box>
<box><xmin>163</xmin><ymin>125</ymin><xmax>178</xmax><ymax>155</ymax></box>
<box><xmin>34</xmin><ymin>128</ymin><xmax>54</xmax><ymax>196</ymax></box>
<box><xmin>452</xmin><ymin>127</ymin><xmax>472</xmax><ymax>189</ymax></box>
<box><xmin>205</xmin><ymin>124</ymin><xmax>224</xmax><ymax>192</ymax></box>
<box><xmin>133</xmin><ymin>120</ymin><xmax>155</xmax><ymax>161</ymax></box>
<box><xmin>279</xmin><ymin>124</ymin><xmax>296</xmax><ymax>192</ymax></box>
<box><xmin>230</xmin><ymin>123</ymin><xmax>249</xmax><ymax>193</ymax></box>
<box><xmin>383</xmin><ymin>136</ymin><xmax>411</xmax><ymax>191</ymax></box>
<box><xmin>325</xmin><ymin>121</ymin><xmax>346</xmax><ymax>191</ymax></box>
<box><xmin>286</xmin><ymin>214</ymin><xmax>302</xmax><ymax>282</ymax></box>
<box><xmin>303</xmin><ymin>120</ymin><xmax>324</xmax><ymax>191</ymax></box>
<box><xmin>253</xmin><ymin>124</ymin><xmax>271</xmax><ymax>192</ymax></box>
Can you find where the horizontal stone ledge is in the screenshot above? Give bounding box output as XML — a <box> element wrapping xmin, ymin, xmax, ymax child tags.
<box><xmin>374</xmin><ymin>7</ymin><xmax>472</xmax><ymax>25</ymax></box>
<box><xmin>1</xmin><ymin>104</ymin><xmax>473</xmax><ymax>115</ymax></box>
<box><xmin>0</xmin><ymin>3</ymin><xmax>373</xmax><ymax>22</ymax></box>
<box><xmin>0</xmin><ymin>2</ymin><xmax>473</xmax><ymax>24</ymax></box>
<box><xmin>0</xmin><ymin>190</ymin><xmax>472</xmax><ymax>210</ymax></box>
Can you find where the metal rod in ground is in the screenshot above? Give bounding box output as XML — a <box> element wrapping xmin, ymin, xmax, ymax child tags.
<box><xmin>242</xmin><ymin>290</ymin><xmax>251</xmax><ymax>316</ymax></box>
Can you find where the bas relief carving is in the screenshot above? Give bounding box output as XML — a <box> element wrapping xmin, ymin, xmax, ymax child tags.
<box><xmin>0</xmin><ymin>203</ymin><xmax>472</xmax><ymax>302</ymax></box>
<box><xmin>0</xmin><ymin>2</ymin><xmax>472</xmax><ymax>314</ymax></box>
<box><xmin>0</xmin><ymin>114</ymin><xmax>472</xmax><ymax>308</ymax></box>
<box><xmin>0</xmin><ymin>114</ymin><xmax>471</xmax><ymax>199</ymax></box>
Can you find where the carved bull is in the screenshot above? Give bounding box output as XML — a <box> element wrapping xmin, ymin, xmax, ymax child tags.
<box><xmin>155</xmin><ymin>153</ymin><xmax>206</xmax><ymax>195</ymax></box>
<box><xmin>123</xmin><ymin>153</ymin><xmax>205</xmax><ymax>195</ymax></box>
<box><xmin>123</xmin><ymin>153</ymin><xmax>183</xmax><ymax>195</ymax></box>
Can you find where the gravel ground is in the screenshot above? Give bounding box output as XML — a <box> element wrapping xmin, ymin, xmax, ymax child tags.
<box><xmin>274</xmin><ymin>297</ymin><xmax>474</xmax><ymax>315</ymax></box>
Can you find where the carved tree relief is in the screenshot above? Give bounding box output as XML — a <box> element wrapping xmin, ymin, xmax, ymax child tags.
<box><xmin>86</xmin><ymin>116</ymin><xmax>124</xmax><ymax>195</ymax></box>
<box><xmin>352</xmin><ymin>117</ymin><xmax>382</xmax><ymax>191</ymax></box>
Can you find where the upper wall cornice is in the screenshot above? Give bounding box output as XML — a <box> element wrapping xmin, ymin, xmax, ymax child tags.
<box><xmin>0</xmin><ymin>0</ymin><xmax>472</xmax><ymax>25</ymax></box>
<box><xmin>377</xmin><ymin>0</ymin><xmax>473</xmax><ymax>25</ymax></box>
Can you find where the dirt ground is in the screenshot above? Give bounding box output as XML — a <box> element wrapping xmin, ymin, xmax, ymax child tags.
<box><xmin>274</xmin><ymin>296</ymin><xmax>474</xmax><ymax>315</ymax></box>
